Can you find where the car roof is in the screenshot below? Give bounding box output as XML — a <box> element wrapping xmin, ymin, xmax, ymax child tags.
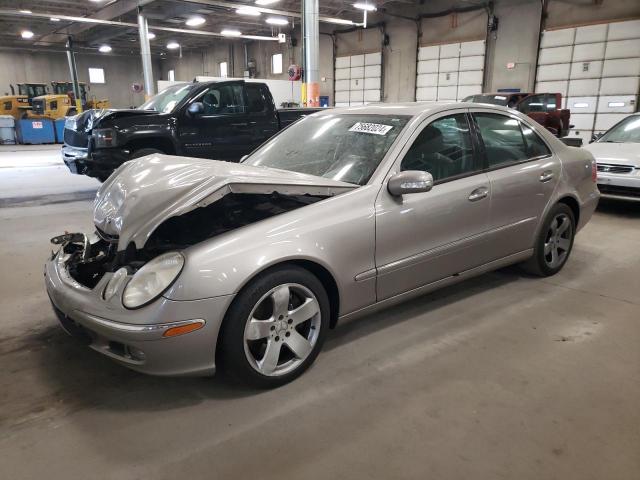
<box><xmin>313</xmin><ymin>101</ymin><xmax>516</xmax><ymax>117</ymax></box>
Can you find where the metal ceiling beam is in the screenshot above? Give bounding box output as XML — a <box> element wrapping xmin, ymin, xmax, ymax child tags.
<box><xmin>38</xmin><ymin>0</ymin><xmax>156</xmax><ymax>43</ymax></box>
<box><xmin>179</xmin><ymin>0</ymin><xmax>361</xmax><ymax>26</ymax></box>
<box><xmin>0</xmin><ymin>9</ymin><xmax>279</xmax><ymax>42</ymax></box>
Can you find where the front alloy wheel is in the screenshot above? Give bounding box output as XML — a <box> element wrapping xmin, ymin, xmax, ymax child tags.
<box><xmin>219</xmin><ymin>266</ymin><xmax>329</xmax><ymax>388</ymax></box>
<box><xmin>244</xmin><ymin>283</ymin><xmax>321</xmax><ymax>377</ymax></box>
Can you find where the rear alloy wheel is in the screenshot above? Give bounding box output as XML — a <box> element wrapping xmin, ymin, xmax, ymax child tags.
<box><xmin>219</xmin><ymin>266</ymin><xmax>329</xmax><ymax>388</ymax></box>
<box><xmin>522</xmin><ymin>203</ymin><xmax>575</xmax><ymax>276</ymax></box>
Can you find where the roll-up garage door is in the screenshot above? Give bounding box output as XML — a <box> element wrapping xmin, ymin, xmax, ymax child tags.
<box><xmin>335</xmin><ymin>52</ymin><xmax>382</xmax><ymax>107</ymax></box>
<box><xmin>536</xmin><ymin>19</ymin><xmax>640</xmax><ymax>144</ymax></box>
<box><xmin>416</xmin><ymin>39</ymin><xmax>485</xmax><ymax>103</ymax></box>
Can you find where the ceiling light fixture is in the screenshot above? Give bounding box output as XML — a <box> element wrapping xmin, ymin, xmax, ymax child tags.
<box><xmin>353</xmin><ymin>2</ymin><xmax>377</xmax><ymax>11</ymax></box>
<box><xmin>19</xmin><ymin>9</ymin><xmax>32</xmax><ymax>14</ymax></box>
<box><xmin>50</xmin><ymin>17</ymin><xmax>60</xmax><ymax>22</ymax></box>
<box><xmin>167</xmin><ymin>41</ymin><xmax>180</xmax><ymax>49</ymax></box>
<box><xmin>221</xmin><ymin>29</ymin><xmax>242</xmax><ymax>37</ymax></box>
<box><xmin>185</xmin><ymin>16</ymin><xmax>206</xmax><ymax>27</ymax></box>
<box><xmin>147</xmin><ymin>32</ymin><xmax>156</xmax><ymax>39</ymax></box>
<box><xmin>98</xmin><ymin>45</ymin><xmax>112</xmax><ymax>53</ymax></box>
<box><xmin>20</xmin><ymin>30</ymin><xmax>34</xmax><ymax>39</ymax></box>
<box><xmin>237</xmin><ymin>7</ymin><xmax>261</xmax><ymax>16</ymax></box>
<box><xmin>266</xmin><ymin>17</ymin><xmax>288</xmax><ymax>26</ymax></box>
<box><xmin>256</xmin><ymin>0</ymin><xmax>281</xmax><ymax>5</ymax></box>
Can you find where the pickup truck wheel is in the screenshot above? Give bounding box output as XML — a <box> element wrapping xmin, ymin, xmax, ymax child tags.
<box><xmin>218</xmin><ymin>265</ymin><xmax>329</xmax><ymax>388</ymax></box>
<box><xmin>522</xmin><ymin>203</ymin><xmax>575</xmax><ymax>277</ymax></box>
<box><xmin>130</xmin><ymin>148</ymin><xmax>164</xmax><ymax>159</ymax></box>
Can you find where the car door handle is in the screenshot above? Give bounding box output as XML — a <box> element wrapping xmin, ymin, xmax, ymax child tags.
<box><xmin>540</xmin><ymin>170</ymin><xmax>554</xmax><ymax>182</ymax></box>
<box><xmin>468</xmin><ymin>187</ymin><xmax>489</xmax><ymax>202</ymax></box>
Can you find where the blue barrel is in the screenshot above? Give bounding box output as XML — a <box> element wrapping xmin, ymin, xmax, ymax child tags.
<box><xmin>319</xmin><ymin>96</ymin><xmax>330</xmax><ymax>108</ymax></box>
<box><xmin>54</xmin><ymin>118</ymin><xmax>66</xmax><ymax>143</ymax></box>
<box><xmin>17</xmin><ymin>118</ymin><xmax>56</xmax><ymax>144</ymax></box>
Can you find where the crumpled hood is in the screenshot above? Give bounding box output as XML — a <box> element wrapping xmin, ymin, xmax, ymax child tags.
<box><xmin>582</xmin><ymin>142</ymin><xmax>640</xmax><ymax>167</ymax></box>
<box><xmin>94</xmin><ymin>154</ymin><xmax>357</xmax><ymax>250</ymax></box>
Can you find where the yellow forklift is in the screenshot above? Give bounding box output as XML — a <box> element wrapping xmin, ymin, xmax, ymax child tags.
<box><xmin>0</xmin><ymin>83</ymin><xmax>48</xmax><ymax>120</ymax></box>
<box><xmin>51</xmin><ymin>81</ymin><xmax>110</xmax><ymax>110</ymax></box>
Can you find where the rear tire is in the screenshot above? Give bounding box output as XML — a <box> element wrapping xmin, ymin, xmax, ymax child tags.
<box><xmin>522</xmin><ymin>203</ymin><xmax>576</xmax><ymax>277</ymax></box>
<box><xmin>218</xmin><ymin>265</ymin><xmax>330</xmax><ymax>389</ymax></box>
<box><xmin>130</xmin><ymin>148</ymin><xmax>164</xmax><ymax>159</ymax></box>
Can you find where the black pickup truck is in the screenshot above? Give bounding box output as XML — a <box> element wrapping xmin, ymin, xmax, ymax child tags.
<box><xmin>62</xmin><ymin>80</ymin><xmax>323</xmax><ymax>181</ymax></box>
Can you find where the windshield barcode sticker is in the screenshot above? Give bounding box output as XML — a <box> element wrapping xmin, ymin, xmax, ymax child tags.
<box><xmin>349</xmin><ymin>122</ymin><xmax>393</xmax><ymax>135</ymax></box>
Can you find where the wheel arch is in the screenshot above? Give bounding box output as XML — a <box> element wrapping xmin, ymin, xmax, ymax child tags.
<box><xmin>125</xmin><ymin>136</ymin><xmax>176</xmax><ymax>155</ymax></box>
<box><xmin>557</xmin><ymin>195</ymin><xmax>580</xmax><ymax>226</ymax></box>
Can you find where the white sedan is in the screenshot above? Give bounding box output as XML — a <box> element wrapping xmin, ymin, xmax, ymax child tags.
<box><xmin>584</xmin><ymin>113</ymin><xmax>640</xmax><ymax>201</ymax></box>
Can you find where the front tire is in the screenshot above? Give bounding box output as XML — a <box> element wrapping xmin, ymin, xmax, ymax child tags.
<box><xmin>522</xmin><ymin>203</ymin><xmax>575</xmax><ymax>276</ymax></box>
<box><xmin>218</xmin><ymin>265</ymin><xmax>330</xmax><ymax>388</ymax></box>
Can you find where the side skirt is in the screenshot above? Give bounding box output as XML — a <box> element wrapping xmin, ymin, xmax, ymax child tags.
<box><xmin>338</xmin><ymin>249</ymin><xmax>533</xmax><ymax>323</ymax></box>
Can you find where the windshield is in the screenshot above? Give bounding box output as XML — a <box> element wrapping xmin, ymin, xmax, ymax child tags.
<box><xmin>19</xmin><ymin>84</ymin><xmax>47</xmax><ymax>98</ymax></box>
<box><xmin>244</xmin><ymin>114</ymin><xmax>410</xmax><ymax>185</ymax></box>
<box><xmin>464</xmin><ymin>94</ymin><xmax>509</xmax><ymax>106</ymax></box>
<box><xmin>599</xmin><ymin>115</ymin><xmax>640</xmax><ymax>143</ymax></box>
<box><xmin>138</xmin><ymin>84</ymin><xmax>193</xmax><ymax>113</ymax></box>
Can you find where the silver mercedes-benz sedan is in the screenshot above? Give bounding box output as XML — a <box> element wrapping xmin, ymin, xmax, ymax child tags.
<box><xmin>45</xmin><ymin>102</ymin><xmax>600</xmax><ymax>387</ymax></box>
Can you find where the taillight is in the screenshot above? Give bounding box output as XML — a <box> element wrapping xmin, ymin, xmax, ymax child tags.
<box><xmin>591</xmin><ymin>160</ymin><xmax>597</xmax><ymax>182</ymax></box>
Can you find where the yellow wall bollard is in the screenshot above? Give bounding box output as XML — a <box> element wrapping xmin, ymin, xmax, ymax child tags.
<box><xmin>301</xmin><ymin>82</ymin><xmax>307</xmax><ymax>107</ymax></box>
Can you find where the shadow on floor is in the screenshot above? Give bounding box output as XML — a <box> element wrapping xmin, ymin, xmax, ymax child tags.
<box><xmin>596</xmin><ymin>197</ymin><xmax>640</xmax><ymax>218</ymax></box>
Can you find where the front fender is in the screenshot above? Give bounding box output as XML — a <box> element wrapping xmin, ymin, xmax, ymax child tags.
<box><xmin>163</xmin><ymin>186</ymin><xmax>379</xmax><ymax>317</ymax></box>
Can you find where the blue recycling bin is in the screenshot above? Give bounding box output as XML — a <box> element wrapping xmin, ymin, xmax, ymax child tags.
<box><xmin>17</xmin><ymin>118</ymin><xmax>56</xmax><ymax>144</ymax></box>
<box><xmin>319</xmin><ymin>96</ymin><xmax>330</xmax><ymax>107</ymax></box>
<box><xmin>54</xmin><ymin>118</ymin><xmax>66</xmax><ymax>143</ymax></box>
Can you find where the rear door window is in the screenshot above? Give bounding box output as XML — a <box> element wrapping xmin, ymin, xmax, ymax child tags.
<box><xmin>474</xmin><ymin>113</ymin><xmax>528</xmax><ymax>168</ymax></box>
<box><xmin>246</xmin><ymin>84</ymin><xmax>268</xmax><ymax>113</ymax></box>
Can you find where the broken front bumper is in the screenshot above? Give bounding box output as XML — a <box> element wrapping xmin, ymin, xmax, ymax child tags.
<box><xmin>44</xmin><ymin>245</ymin><xmax>234</xmax><ymax>376</ymax></box>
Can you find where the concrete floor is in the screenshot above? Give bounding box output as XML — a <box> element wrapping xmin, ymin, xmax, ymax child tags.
<box><xmin>0</xmin><ymin>146</ymin><xmax>638</xmax><ymax>480</ymax></box>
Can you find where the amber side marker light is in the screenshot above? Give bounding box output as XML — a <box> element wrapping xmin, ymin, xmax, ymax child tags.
<box><xmin>163</xmin><ymin>320</ymin><xmax>205</xmax><ymax>338</ymax></box>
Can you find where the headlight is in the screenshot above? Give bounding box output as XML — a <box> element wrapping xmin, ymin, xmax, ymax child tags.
<box><xmin>122</xmin><ymin>252</ymin><xmax>184</xmax><ymax>309</ymax></box>
<box><xmin>93</xmin><ymin>128</ymin><xmax>117</xmax><ymax>148</ymax></box>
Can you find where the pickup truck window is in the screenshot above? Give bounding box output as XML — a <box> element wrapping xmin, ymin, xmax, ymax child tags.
<box><xmin>401</xmin><ymin>114</ymin><xmax>478</xmax><ymax>182</ymax></box>
<box><xmin>245</xmin><ymin>114</ymin><xmax>410</xmax><ymax>185</ymax></box>
<box><xmin>139</xmin><ymin>83</ymin><xmax>193</xmax><ymax>113</ymax></box>
<box><xmin>518</xmin><ymin>94</ymin><xmax>554</xmax><ymax>114</ymax></box>
<box><xmin>246</xmin><ymin>84</ymin><xmax>268</xmax><ymax>113</ymax></box>
<box><xmin>201</xmin><ymin>84</ymin><xmax>245</xmax><ymax>115</ymax></box>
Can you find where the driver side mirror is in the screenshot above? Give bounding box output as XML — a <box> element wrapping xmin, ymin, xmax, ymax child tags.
<box><xmin>388</xmin><ymin>171</ymin><xmax>434</xmax><ymax>196</ymax></box>
<box><xmin>187</xmin><ymin>102</ymin><xmax>204</xmax><ymax>116</ymax></box>
<box><xmin>590</xmin><ymin>132</ymin><xmax>603</xmax><ymax>143</ymax></box>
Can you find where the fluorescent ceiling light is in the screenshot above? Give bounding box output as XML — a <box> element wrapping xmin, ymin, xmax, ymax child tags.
<box><xmin>20</xmin><ymin>9</ymin><xmax>32</xmax><ymax>14</ymax></box>
<box><xmin>353</xmin><ymin>2</ymin><xmax>377</xmax><ymax>11</ymax></box>
<box><xmin>323</xmin><ymin>18</ymin><xmax>356</xmax><ymax>25</ymax></box>
<box><xmin>167</xmin><ymin>41</ymin><xmax>180</xmax><ymax>49</ymax></box>
<box><xmin>266</xmin><ymin>17</ymin><xmax>288</xmax><ymax>25</ymax></box>
<box><xmin>237</xmin><ymin>7</ymin><xmax>261</xmax><ymax>16</ymax></box>
<box><xmin>147</xmin><ymin>32</ymin><xmax>156</xmax><ymax>39</ymax></box>
<box><xmin>20</xmin><ymin>30</ymin><xmax>34</xmax><ymax>39</ymax></box>
<box><xmin>221</xmin><ymin>29</ymin><xmax>242</xmax><ymax>36</ymax></box>
<box><xmin>98</xmin><ymin>45</ymin><xmax>112</xmax><ymax>53</ymax></box>
<box><xmin>185</xmin><ymin>16</ymin><xmax>206</xmax><ymax>27</ymax></box>
<box><xmin>256</xmin><ymin>0</ymin><xmax>281</xmax><ymax>5</ymax></box>
<box><xmin>50</xmin><ymin>17</ymin><xmax>61</xmax><ymax>22</ymax></box>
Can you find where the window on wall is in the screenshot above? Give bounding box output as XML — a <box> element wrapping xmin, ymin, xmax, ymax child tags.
<box><xmin>219</xmin><ymin>62</ymin><xmax>228</xmax><ymax>78</ymax></box>
<box><xmin>271</xmin><ymin>53</ymin><xmax>283</xmax><ymax>74</ymax></box>
<box><xmin>168</xmin><ymin>69</ymin><xmax>175</xmax><ymax>81</ymax></box>
<box><xmin>88</xmin><ymin>68</ymin><xmax>105</xmax><ymax>84</ymax></box>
